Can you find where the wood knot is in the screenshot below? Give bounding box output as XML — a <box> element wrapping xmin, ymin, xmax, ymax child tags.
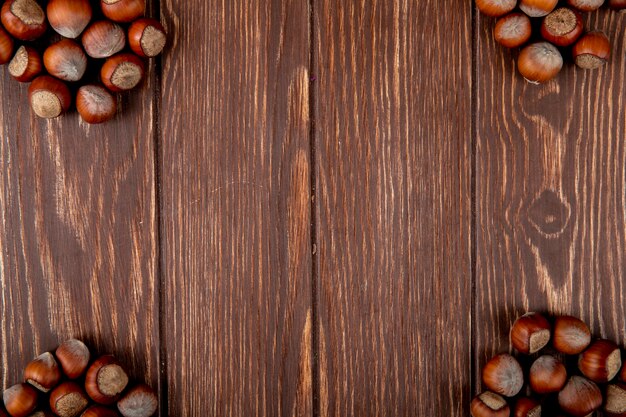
<box><xmin>526</xmin><ymin>189</ymin><xmax>571</xmax><ymax>238</ymax></box>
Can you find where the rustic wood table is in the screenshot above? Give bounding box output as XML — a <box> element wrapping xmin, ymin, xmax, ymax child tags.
<box><xmin>0</xmin><ymin>1</ymin><xmax>624</xmax><ymax>416</ymax></box>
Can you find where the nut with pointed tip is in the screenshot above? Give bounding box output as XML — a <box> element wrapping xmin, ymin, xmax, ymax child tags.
<box><xmin>80</xmin><ymin>406</ymin><xmax>119</xmax><ymax>417</ymax></box>
<box><xmin>117</xmin><ymin>384</ymin><xmax>157</xmax><ymax>417</ymax></box>
<box><xmin>606</xmin><ymin>383</ymin><xmax>626</xmax><ymax>417</ymax></box>
<box><xmin>529</xmin><ymin>354</ymin><xmax>567</xmax><ymax>394</ymax></box>
<box><xmin>511</xmin><ymin>312</ymin><xmax>551</xmax><ymax>354</ymax></box>
<box><xmin>0</xmin><ymin>25</ymin><xmax>14</xmax><ymax>65</ymax></box>
<box><xmin>519</xmin><ymin>0</ymin><xmax>559</xmax><ymax>16</ymax></box>
<box><xmin>28</xmin><ymin>76</ymin><xmax>72</xmax><ymax>119</ymax></box>
<box><xmin>47</xmin><ymin>0</ymin><xmax>92</xmax><ymax>38</ymax></box>
<box><xmin>24</xmin><ymin>352</ymin><xmax>62</xmax><ymax>393</ymax></box>
<box><xmin>101</xmin><ymin>53</ymin><xmax>146</xmax><ymax>92</ymax></box>
<box><xmin>540</xmin><ymin>7</ymin><xmax>583</xmax><ymax>47</ymax></box>
<box><xmin>494</xmin><ymin>12</ymin><xmax>532</xmax><ymax>49</ymax></box>
<box><xmin>49</xmin><ymin>382</ymin><xmax>89</xmax><ymax>417</ymax></box>
<box><xmin>573</xmin><ymin>31</ymin><xmax>611</xmax><ymax>70</ymax></box>
<box><xmin>43</xmin><ymin>39</ymin><xmax>88</xmax><ymax>82</ymax></box>
<box><xmin>9</xmin><ymin>46</ymin><xmax>41</xmax><ymax>82</ymax></box>
<box><xmin>86</xmin><ymin>355</ymin><xmax>129</xmax><ymax>405</ymax></box>
<box><xmin>470</xmin><ymin>391</ymin><xmax>510</xmax><ymax>417</ymax></box>
<box><xmin>82</xmin><ymin>20</ymin><xmax>126</xmax><ymax>59</ymax></box>
<box><xmin>517</xmin><ymin>42</ymin><xmax>563</xmax><ymax>84</ymax></box>
<box><xmin>77</xmin><ymin>85</ymin><xmax>117</xmax><ymax>124</ymax></box>
<box><xmin>482</xmin><ymin>353</ymin><xmax>524</xmax><ymax>397</ymax></box>
<box><xmin>0</xmin><ymin>0</ymin><xmax>46</xmax><ymax>41</ymax></box>
<box><xmin>128</xmin><ymin>18</ymin><xmax>166</xmax><ymax>58</ymax></box>
<box><xmin>100</xmin><ymin>0</ymin><xmax>145</xmax><ymax>23</ymax></box>
<box><xmin>558</xmin><ymin>376</ymin><xmax>602</xmax><ymax>417</ymax></box>
<box><xmin>56</xmin><ymin>339</ymin><xmax>90</xmax><ymax>379</ymax></box>
<box><xmin>475</xmin><ymin>0</ymin><xmax>518</xmax><ymax>17</ymax></box>
<box><xmin>553</xmin><ymin>315</ymin><xmax>591</xmax><ymax>355</ymax></box>
<box><xmin>579</xmin><ymin>339</ymin><xmax>622</xmax><ymax>383</ymax></box>
<box><xmin>3</xmin><ymin>384</ymin><xmax>38</xmax><ymax>417</ymax></box>
<box><xmin>514</xmin><ymin>397</ymin><xmax>541</xmax><ymax>417</ymax></box>
<box><xmin>566</xmin><ymin>0</ymin><xmax>605</xmax><ymax>11</ymax></box>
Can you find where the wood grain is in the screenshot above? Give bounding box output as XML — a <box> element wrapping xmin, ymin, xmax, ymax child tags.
<box><xmin>475</xmin><ymin>7</ymin><xmax>626</xmax><ymax>378</ymax></box>
<box><xmin>0</xmin><ymin>36</ymin><xmax>159</xmax><ymax>390</ymax></box>
<box><xmin>313</xmin><ymin>1</ymin><xmax>473</xmax><ymax>415</ymax></box>
<box><xmin>159</xmin><ymin>0</ymin><xmax>312</xmax><ymax>415</ymax></box>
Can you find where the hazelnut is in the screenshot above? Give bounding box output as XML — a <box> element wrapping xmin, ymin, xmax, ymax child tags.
<box><xmin>47</xmin><ymin>0</ymin><xmax>92</xmax><ymax>38</ymax></box>
<box><xmin>494</xmin><ymin>12</ymin><xmax>532</xmax><ymax>49</ymax></box>
<box><xmin>470</xmin><ymin>391</ymin><xmax>510</xmax><ymax>417</ymax></box>
<box><xmin>510</xmin><ymin>312</ymin><xmax>551</xmax><ymax>354</ymax></box>
<box><xmin>0</xmin><ymin>24</ymin><xmax>14</xmax><ymax>65</ymax></box>
<box><xmin>76</xmin><ymin>85</ymin><xmax>117</xmax><ymax>124</ymax></box>
<box><xmin>80</xmin><ymin>406</ymin><xmax>119</xmax><ymax>417</ymax></box>
<box><xmin>519</xmin><ymin>0</ymin><xmax>559</xmax><ymax>17</ymax></box>
<box><xmin>100</xmin><ymin>0</ymin><xmax>145</xmax><ymax>23</ymax></box>
<box><xmin>482</xmin><ymin>353</ymin><xmax>524</xmax><ymax>397</ymax></box>
<box><xmin>558</xmin><ymin>376</ymin><xmax>602</xmax><ymax>417</ymax></box>
<box><xmin>85</xmin><ymin>355</ymin><xmax>129</xmax><ymax>405</ymax></box>
<box><xmin>578</xmin><ymin>339</ymin><xmax>622</xmax><ymax>383</ymax></box>
<box><xmin>24</xmin><ymin>352</ymin><xmax>61</xmax><ymax>392</ymax></box>
<box><xmin>100</xmin><ymin>53</ymin><xmax>146</xmax><ymax>92</ymax></box>
<box><xmin>517</xmin><ymin>42</ymin><xmax>563</xmax><ymax>84</ymax></box>
<box><xmin>553</xmin><ymin>315</ymin><xmax>591</xmax><ymax>355</ymax></box>
<box><xmin>8</xmin><ymin>45</ymin><xmax>41</xmax><ymax>82</ymax></box>
<box><xmin>0</xmin><ymin>0</ymin><xmax>46</xmax><ymax>40</ymax></box>
<box><xmin>566</xmin><ymin>0</ymin><xmax>605</xmax><ymax>11</ymax></box>
<box><xmin>116</xmin><ymin>384</ymin><xmax>157</xmax><ymax>417</ymax></box>
<box><xmin>49</xmin><ymin>382</ymin><xmax>89</xmax><ymax>417</ymax></box>
<box><xmin>82</xmin><ymin>20</ymin><xmax>126</xmax><ymax>59</ymax></box>
<box><xmin>56</xmin><ymin>339</ymin><xmax>90</xmax><ymax>379</ymax></box>
<box><xmin>43</xmin><ymin>39</ymin><xmax>88</xmax><ymax>82</ymax></box>
<box><xmin>28</xmin><ymin>76</ymin><xmax>72</xmax><ymax>119</ymax></box>
<box><xmin>513</xmin><ymin>397</ymin><xmax>541</xmax><ymax>417</ymax></box>
<box><xmin>529</xmin><ymin>354</ymin><xmax>567</xmax><ymax>394</ymax></box>
<box><xmin>573</xmin><ymin>31</ymin><xmax>611</xmax><ymax>70</ymax></box>
<box><xmin>540</xmin><ymin>7</ymin><xmax>583</xmax><ymax>47</ymax></box>
<box><xmin>128</xmin><ymin>18</ymin><xmax>166</xmax><ymax>58</ymax></box>
<box><xmin>605</xmin><ymin>383</ymin><xmax>626</xmax><ymax>417</ymax></box>
<box><xmin>2</xmin><ymin>384</ymin><xmax>38</xmax><ymax>417</ymax></box>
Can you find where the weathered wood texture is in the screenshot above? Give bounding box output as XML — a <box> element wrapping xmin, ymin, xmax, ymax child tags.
<box><xmin>314</xmin><ymin>1</ymin><xmax>473</xmax><ymax>415</ymax></box>
<box><xmin>0</xmin><ymin>38</ymin><xmax>159</xmax><ymax>389</ymax></box>
<box><xmin>475</xmin><ymin>6</ymin><xmax>626</xmax><ymax>377</ymax></box>
<box><xmin>159</xmin><ymin>0</ymin><xmax>312</xmax><ymax>416</ymax></box>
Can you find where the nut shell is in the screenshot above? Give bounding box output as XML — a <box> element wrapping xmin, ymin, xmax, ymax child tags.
<box><xmin>0</xmin><ymin>0</ymin><xmax>46</xmax><ymax>41</ymax></box>
<box><xmin>514</xmin><ymin>397</ymin><xmax>541</xmax><ymax>417</ymax></box>
<box><xmin>117</xmin><ymin>384</ymin><xmax>158</xmax><ymax>417</ymax></box>
<box><xmin>76</xmin><ymin>85</ymin><xmax>117</xmax><ymax>124</ymax></box>
<box><xmin>28</xmin><ymin>76</ymin><xmax>72</xmax><ymax>119</ymax></box>
<box><xmin>510</xmin><ymin>312</ymin><xmax>551</xmax><ymax>354</ymax></box>
<box><xmin>529</xmin><ymin>354</ymin><xmax>567</xmax><ymax>394</ymax></box>
<box><xmin>101</xmin><ymin>53</ymin><xmax>146</xmax><ymax>92</ymax></box>
<box><xmin>0</xmin><ymin>24</ymin><xmax>14</xmax><ymax>65</ymax></box>
<box><xmin>128</xmin><ymin>18</ymin><xmax>166</xmax><ymax>58</ymax></box>
<box><xmin>43</xmin><ymin>39</ymin><xmax>88</xmax><ymax>82</ymax></box>
<box><xmin>558</xmin><ymin>376</ymin><xmax>602</xmax><ymax>417</ymax></box>
<box><xmin>579</xmin><ymin>339</ymin><xmax>622</xmax><ymax>383</ymax></box>
<box><xmin>85</xmin><ymin>355</ymin><xmax>129</xmax><ymax>405</ymax></box>
<box><xmin>518</xmin><ymin>42</ymin><xmax>563</xmax><ymax>84</ymax></box>
<box><xmin>605</xmin><ymin>383</ymin><xmax>626</xmax><ymax>417</ymax></box>
<box><xmin>573</xmin><ymin>31</ymin><xmax>611</xmax><ymax>70</ymax></box>
<box><xmin>81</xmin><ymin>406</ymin><xmax>119</xmax><ymax>417</ymax></box>
<box><xmin>47</xmin><ymin>0</ymin><xmax>92</xmax><ymax>38</ymax></box>
<box><xmin>482</xmin><ymin>353</ymin><xmax>524</xmax><ymax>397</ymax></box>
<box><xmin>8</xmin><ymin>46</ymin><xmax>41</xmax><ymax>82</ymax></box>
<box><xmin>82</xmin><ymin>20</ymin><xmax>126</xmax><ymax>59</ymax></box>
<box><xmin>475</xmin><ymin>0</ymin><xmax>518</xmax><ymax>17</ymax></box>
<box><xmin>100</xmin><ymin>0</ymin><xmax>145</xmax><ymax>23</ymax></box>
<box><xmin>56</xmin><ymin>339</ymin><xmax>90</xmax><ymax>379</ymax></box>
<box><xmin>49</xmin><ymin>382</ymin><xmax>89</xmax><ymax>417</ymax></box>
<box><xmin>519</xmin><ymin>0</ymin><xmax>559</xmax><ymax>17</ymax></box>
<box><xmin>540</xmin><ymin>7</ymin><xmax>583</xmax><ymax>47</ymax></box>
<box><xmin>566</xmin><ymin>0</ymin><xmax>605</xmax><ymax>11</ymax></box>
<box><xmin>609</xmin><ymin>0</ymin><xmax>626</xmax><ymax>9</ymax></box>
<box><xmin>24</xmin><ymin>352</ymin><xmax>62</xmax><ymax>392</ymax></box>
<box><xmin>494</xmin><ymin>13</ymin><xmax>532</xmax><ymax>49</ymax></box>
<box><xmin>470</xmin><ymin>391</ymin><xmax>510</xmax><ymax>417</ymax></box>
<box><xmin>2</xmin><ymin>384</ymin><xmax>38</xmax><ymax>417</ymax></box>
<box><xmin>553</xmin><ymin>315</ymin><xmax>591</xmax><ymax>355</ymax></box>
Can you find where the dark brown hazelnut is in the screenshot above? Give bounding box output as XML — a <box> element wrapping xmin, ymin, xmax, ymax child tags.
<box><xmin>47</xmin><ymin>0</ymin><xmax>92</xmax><ymax>38</ymax></box>
<box><xmin>28</xmin><ymin>76</ymin><xmax>72</xmax><ymax>119</ymax></box>
<box><xmin>128</xmin><ymin>18</ymin><xmax>166</xmax><ymax>58</ymax></box>
<box><xmin>24</xmin><ymin>352</ymin><xmax>61</xmax><ymax>392</ymax></box>
<box><xmin>553</xmin><ymin>315</ymin><xmax>591</xmax><ymax>355</ymax></box>
<box><xmin>513</xmin><ymin>397</ymin><xmax>541</xmax><ymax>417</ymax></box>
<box><xmin>529</xmin><ymin>354</ymin><xmax>567</xmax><ymax>394</ymax></box>
<box><xmin>606</xmin><ymin>383</ymin><xmax>626</xmax><ymax>417</ymax></box>
<box><xmin>540</xmin><ymin>7</ymin><xmax>583</xmax><ymax>47</ymax></box>
<box><xmin>0</xmin><ymin>0</ymin><xmax>46</xmax><ymax>40</ymax></box>
<box><xmin>100</xmin><ymin>53</ymin><xmax>146</xmax><ymax>92</ymax></box>
<box><xmin>85</xmin><ymin>355</ymin><xmax>129</xmax><ymax>405</ymax></box>
<box><xmin>43</xmin><ymin>39</ymin><xmax>88</xmax><ymax>82</ymax></box>
<box><xmin>116</xmin><ymin>384</ymin><xmax>157</xmax><ymax>417</ymax></box>
<box><xmin>76</xmin><ymin>85</ymin><xmax>117</xmax><ymax>124</ymax></box>
<box><xmin>56</xmin><ymin>339</ymin><xmax>90</xmax><ymax>379</ymax></box>
<box><xmin>558</xmin><ymin>376</ymin><xmax>602</xmax><ymax>417</ymax></box>
<box><xmin>2</xmin><ymin>384</ymin><xmax>38</xmax><ymax>417</ymax></box>
<box><xmin>82</xmin><ymin>20</ymin><xmax>125</xmax><ymax>59</ymax></box>
<box><xmin>100</xmin><ymin>0</ymin><xmax>145</xmax><ymax>23</ymax></box>
<box><xmin>0</xmin><ymin>24</ymin><xmax>14</xmax><ymax>64</ymax></box>
<box><xmin>494</xmin><ymin>12</ymin><xmax>532</xmax><ymax>49</ymax></box>
<box><xmin>579</xmin><ymin>339</ymin><xmax>622</xmax><ymax>383</ymax></box>
<box><xmin>511</xmin><ymin>312</ymin><xmax>551</xmax><ymax>354</ymax></box>
<box><xmin>482</xmin><ymin>353</ymin><xmax>524</xmax><ymax>397</ymax></box>
<box><xmin>80</xmin><ymin>406</ymin><xmax>119</xmax><ymax>417</ymax></box>
<box><xmin>573</xmin><ymin>31</ymin><xmax>611</xmax><ymax>70</ymax></box>
<box><xmin>49</xmin><ymin>382</ymin><xmax>89</xmax><ymax>417</ymax></box>
<box><xmin>8</xmin><ymin>46</ymin><xmax>41</xmax><ymax>82</ymax></box>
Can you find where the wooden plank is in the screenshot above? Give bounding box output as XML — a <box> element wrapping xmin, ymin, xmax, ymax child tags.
<box><xmin>314</xmin><ymin>1</ymin><xmax>473</xmax><ymax>415</ymax></box>
<box><xmin>0</xmin><ymin>49</ymin><xmax>159</xmax><ymax>386</ymax></box>
<box><xmin>159</xmin><ymin>0</ymin><xmax>312</xmax><ymax>415</ymax></box>
<box><xmin>475</xmin><ymin>8</ymin><xmax>626</xmax><ymax>369</ymax></box>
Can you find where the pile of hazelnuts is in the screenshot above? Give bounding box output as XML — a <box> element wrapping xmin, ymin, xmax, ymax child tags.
<box><xmin>0</xmin><ymin>0</ymin><xmax>166</xmax><ymax>123</ymax></box>
<box><xmin>476</xmin><ymin>0</ymin><xmax>625</xmax><ymax>83</ymax></box>
<box><xmin>1</xmin><ymin>339</ymin><xmax>157</xmax><ymax>417</ymax></box>
<box><xmin>471</xmin><ymin>312</ymin><xmax>626</xmax><ymax>417</ymax></box>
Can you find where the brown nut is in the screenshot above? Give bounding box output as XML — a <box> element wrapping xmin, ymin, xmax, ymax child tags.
<box><xmin>0</xmin><ymin>0</ymin><xmax>46</xmax><ymax>40</ymax></box>
<box><xmin>566</xmin><ymin>0</ymin><xmax>605</xmax><ymax>11</ymax></box>
<box><xmin>513</xmin><ymin>397</ymin><xmax>541</xmax><ymax>417</ymax></box>
<box><xmin>56</xmin><ymin>339</ymin><xmax>90</xmax><ymax>379</ymax></box>
<box><xmin>558</xmin><ymin>376</ymin><xmax>602</xmax><ymax>417</ymax></box>
<box><xmin>128</xmin><ymin>18</ymin><xmax>166</xmax><ymax>58</ymax></box>
<box><xmin>518</xmin><ymin>42</ymin><xmax>563</xmax><ymax>84</ymax></box>
<box><xmin>82</xmin><ymin>20</ymin><xmax>125</xmax><ymax>59</ymax></box>
<box><xmin>49</xmin><ymin>382</ymin><xmax>89</xmax><ymax>417</ymax></box>
<box><xmin>519</xmin><ymin>0</ymin><xmax>559</xmax><ymax>17</ymax></box>
<box><xmin>609</xmin><ymin>0</ymin><xmax>626</xmax><ymax>9</ymax></box>
<box><xmin>470</xmin><ymin>391</ymin><xmax>510</xmax><ymax>417</ymax></box>
<box><xmin>482</xmin><ymin>353</ymin><xmax>524</xmax><ymax>397</ymax></box>
<box><xmin>475</xmin><ymin>0</ymin><xmax>517</xmax><ymax>17</ymax></box>
<box><xmin>553</xmin><ymin>315</ymin><xmax>591</xmax><ymax>355</ymax></box>
<box><xmin>494</xmin><ymin>12</ymin><xmax>532</xmax><ymax>49</ymax></box>
<box><xmin>43</xmin><ymin>39</ymin><xmax>88</xmax><ymax>82</ymax></box>
<box><xmin>8</xmin><ymin>45</ymin><xmax>41</xmax><ymax>82</ymax></box>
<box><xmin>573</xmin><ymin>31</ymin><xmax>611</xmax><ymax>70</ymax></box>
<box><xmin>540</xmin><ymin>7</ymin><xmax>583</xmax><ymax>47</ymax></box>
<box><xmin>76</xmin><ymin>85</ymin><xmax>117</xmax><ymax>124</ymax></box>
<box><xmin>511</xmin><ymin>312</ymin><xmax>551</xmax><ymax>354</ymax></box>
<box><xmin>3</xmin><ymin>384</ymin><xmax>38</xmax><ymax>417</ymax></box>
<box><xmin>85</xmin><ymin>355</ymin><xmax>129</xmax><ymax>405</ymax></box>
<box><xmin>24</xmin><ymin>352</ymin><xmax>61</xmax><ymax>392</ymax></box>
<box><xmin>47</xmin><ymin>0</ymin><xmax>92</xmax><ymax>38</ymax></box>
<box><xmin>605</xmin><ymin>383</ymin><xmax>626</xmax><ymax>417</ymax></box>
<box><xmin>529</xmin><ymin>354</ymin><xmax>567</xmax><ymax>394</ymax></box>
<box><xmin>80</xmin><ymin>406</ymin><xmax>119</xmax><ymax>417</ymax></box>
<box><xmin>116</xmin><ymin>384</ymin><xmax>157</xmax><ymax>417</ymax></box>
<box><xmin>101</xmin><ymin>53</ymin><xmax>146</xmax><ymax>92</ymax></box>
<box><xmin>0</xmin><ymin>24</ymin><xmax>14</xmax><ymax>64</ymax></box>
<box><xmin>100</xmin><ymin>0</ymin><xmax>145</xmax><ymax>23</ymax></box>
<box><xmin>28</xmin><ymin>76</ymin><xmax>72</xmax><ymax>119</ymax></box>
<box><xmin>578</xmin><ymin>339</ymin><xmax>622</xmax><ymax>383</ymax></box>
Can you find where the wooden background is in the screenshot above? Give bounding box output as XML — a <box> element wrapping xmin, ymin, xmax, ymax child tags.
<box><xmin>0</xmin><ymin>0</ymin><xmax>624</xmax><ymax>416</ymax></box>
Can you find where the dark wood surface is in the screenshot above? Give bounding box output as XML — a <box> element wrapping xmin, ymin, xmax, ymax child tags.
<box><xmin>0</xmin><ymin>1</ymin><xmax>624</xmax><ymax>416</ymax></box>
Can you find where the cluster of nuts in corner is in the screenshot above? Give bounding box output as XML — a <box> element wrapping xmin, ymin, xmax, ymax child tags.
<box><xmin>475</xmin><ymin>0</ymin><xmax>625</xmax><ymax>84</ymax></box>
<box><xmin>471</xmin><ymin>312</ymin><xmax>626</xmax><ymax>417</ymax></box>
<box><xmin>1</xmin><ymin>339</ymin><xmax>158</xmax><ymax>417</ymax></box>
<box><xmin>0</xmin><ymin>0</ymin><xmax>167</xmax><ymax>124</ymax></box>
